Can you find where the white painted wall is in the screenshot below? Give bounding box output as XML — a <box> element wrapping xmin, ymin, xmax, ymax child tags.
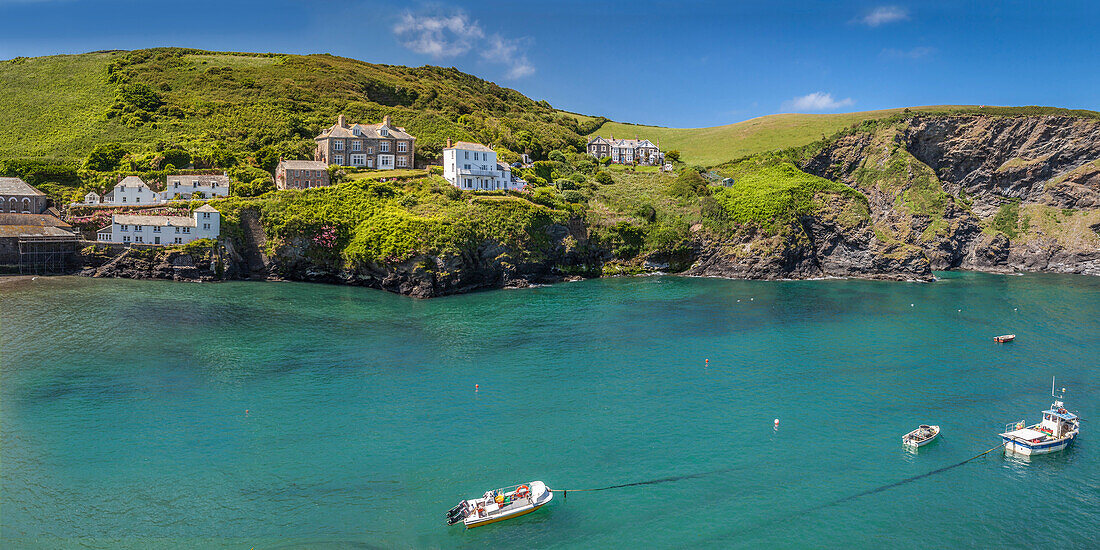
<box><xmin>442</xmin><ymin>147</ymin><xmax>522</xmax><ymax>191</ymax></box>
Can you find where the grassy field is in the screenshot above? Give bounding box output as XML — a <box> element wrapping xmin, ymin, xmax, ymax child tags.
<box><xmin>576</xmin><ymin>105</ymin><xmax>1100</xmax><ymax>167</ymax></box>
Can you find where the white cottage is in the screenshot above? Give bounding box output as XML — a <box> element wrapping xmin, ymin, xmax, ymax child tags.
<box><xmin>163</xmin><ymin>173</ymin><xmax>230</xmax><ymax>201</ymax></box>
<box><xmin>442</xmin><ymin>140</ymin><xmax>524</xmax><ymax>191</ymax></box>
<box><xmin>102</xmin><ymin>176</ymin><xmax>160</xmax><ymax>205</ymax></box>
<box><xmin>96</xmin><ymin>204</ymin><xmax>220</xmax><ymax>245</ymax></box>
<box><xmin>84</xmin><ymin>191</ymin><xmax>101</xmax><ymax>205</ymax></box>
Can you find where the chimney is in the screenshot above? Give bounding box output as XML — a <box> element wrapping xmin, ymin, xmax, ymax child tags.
<box><xmin>337</xmin><ymin>114</ymin><xmax>346</xmax><ymax>127</ymax></box>
<box><xmin>383</xmin><ymin>114</ymin><xmax>391</xmax><ymax>127</ymax></box>
<box><xmin>447</xmin><ymin>138</ymin><xmax>452</xmax><ymax>148</ymax></box>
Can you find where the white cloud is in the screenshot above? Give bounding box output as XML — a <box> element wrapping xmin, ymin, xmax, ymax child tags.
<box><xmin>783</xmin><ymin>92</ymin><xmax>855</xmax><ymax>112</ymax></box>
<box><xmin>881</xmin><ymin>46</ymin><xmax>936</xmax><ymax>60</ymax></box>
<box><xmin>859</xmin><ymin>6</ymin><xmax>909</xmax><ymax>27</ymax></box>
<box><xmin>393</xmin><ymin>9</ymin><xmax>534</xmax><ymax>79</ymax></box>
<box><xmin>392</xmin><ymin>12</ymin><xmax>484</xmax><ymax>58</ymax></box>
<box><xmin>482</xmin><ymin>34</ymin><xmax>535</xmax><ymax>79</ymax></box>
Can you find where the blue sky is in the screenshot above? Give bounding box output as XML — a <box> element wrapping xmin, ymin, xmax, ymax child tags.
<box><xmin>1</xmin><ymin>0</ymin><xmax>1097</xmax><ymax>127</ymax></box>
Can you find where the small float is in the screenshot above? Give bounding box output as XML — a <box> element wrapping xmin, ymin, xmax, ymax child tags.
<box><xmin>999</xmin><ymin>378</ymin><xmax>1080</xmax><ymax>456</ymax></box>
<box><xmin>902</xmin><ymin>425</ymin><xmax>941</xmax><ymax>447</ymax></box>
<box><xmin>993</xmin><ymin>334</ymin><xmax>1016</xmax><ymax>343</ymax></box>
<box><xmin>446</xmin><ymin>481</ymin><xmax>553</xmax><ymax>528</ymax></box>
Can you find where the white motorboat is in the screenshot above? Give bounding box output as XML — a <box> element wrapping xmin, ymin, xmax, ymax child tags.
<box><xmin>446</xmin><ymin>481</ymin><xmax>553</xmax><ymax>528</ymax></box>
<box><xmin>999</xmin><ymin>378</ymin><xmax>1080</xmax><ymax>456</ymax></box>
<box><xmin>902</xmin><ymin>424</ymin><xmax>941</xmax><ymax>447</ymax></box>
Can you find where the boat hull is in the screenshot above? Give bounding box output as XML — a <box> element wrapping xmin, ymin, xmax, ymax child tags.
<box><xmin>1001</xmin><ymin>433</ymin><xmax>1076</xmax><ymax>456</ymax></box>
<box><xmin>465</xmin><ymin>501</ymin><xmax>547</xmax><ymax>528</ymax></box>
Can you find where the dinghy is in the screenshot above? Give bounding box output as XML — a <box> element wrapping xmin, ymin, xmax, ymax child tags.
<box><xmin>902</xmin><ymin>425</ymin><xmax>940</xmax><ymax>447</ymax></box>
<box><xmin>445</xmin><ymin>481</ymin><xmax>553</xmax><ymax>528</ymax></box>
<box><xmin>993</xmin><ymin>334</ymin><xmax>1015</xmax><ymax>343</ymax></box>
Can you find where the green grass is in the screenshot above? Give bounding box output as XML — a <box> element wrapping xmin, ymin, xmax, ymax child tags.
<box><xmin>713</xmin><ymin>159</ymin><xmax>868</xmax><ymax>229</ymax></box>
<box><xmin>588</xmin><ymin>105</ymin><xmax>1100</xmax><ymax>167</ymax></box>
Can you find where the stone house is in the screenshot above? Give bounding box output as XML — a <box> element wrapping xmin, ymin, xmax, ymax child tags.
<box><xmin>315</xmin><ymin>114</ymin><xmax>416</xmax><ymax>170</ymax></box>
<box><xmin>586</xmin><ymin>136</ymin><xmax>663</xmax><ymax>165</ymax></box>
<box><xmin>276</xmin><ymin>160</ymin><xmax>331</xmax><ymax>190</ymax></box>
<box><xmin>442</xmin><ymin>140</ymin><xmax>524</xmax><ymax>191</ymax></box>
<box><xmin>0</xmin><ymin>177</ymin><xmax>49</xmax><ymax>214</ymax></box>
<box><xmin>96</xmin><ymin>204</ymin><xmax>220</xmax><ymax>245</ymax></box>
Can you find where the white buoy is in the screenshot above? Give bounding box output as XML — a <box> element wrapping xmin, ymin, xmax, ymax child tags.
<box><xmin>910</xmin><ymin>304</ymin><xmax>914</xmax><ymax>307</ymax></box>
<box><xmin>774</xmin><ymin>418</ymin><xmax>780</xmax><ymax>427</ymax></box>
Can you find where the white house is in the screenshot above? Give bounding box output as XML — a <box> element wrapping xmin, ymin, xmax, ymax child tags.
<box><xmin>96</xmin><ymin>204</ymin><xmax>220</xmax><ymax>245</ymax></box>
<box><xmin>102</xmin><ymin>176</ymin><xmax>160</xmax><ymax>205</ymax></box>
<box><xmin>442</xmin><ymin>140</ymin><xmax>524</xmax><ymax>191</ymax></box>
<box><xmin>84</xmin><ymin>191</ymin><xmax>101</xmax><ymax>205</ymax></box>
<box><xmin>163</xmin><ymin>173</ymin><xmax>230</xmax><ymax>201</ymax></box>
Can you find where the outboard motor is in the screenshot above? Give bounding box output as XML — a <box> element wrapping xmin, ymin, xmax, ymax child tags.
<box><xmin>445</xmin><ymin>501</ymin><xmax>467</xmax><ymax>525</ymax></box>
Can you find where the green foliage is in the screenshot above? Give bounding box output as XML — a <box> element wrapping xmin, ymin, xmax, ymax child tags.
<box><xmin>665</xmin><ymin>150</ymin><xmax>681</xmax><ymax>162</ymax></box>
<box><xmin>233</xmin><ymin>177</ymin><xmax>275</xmax><ymax>197</ymax></box>
<box><xmin>0</xmin><ymin>159</ymin><xmax>82</xmax><ymax>186</ymax></box>
<box><xmin>991</xmin><ymin>200</ymin><xmax>1022</xmax><ymax>238</ymax></box>
<box><xmin>712</xmin><ymin>159</ymin><xmax>867</xmax><ymax>230</ymax></box>
<box><xmin>668</xmin><ymin>169</ymin><xmax>708</xmax><ymax>198</ymax></box>
<box><xmin>158</xmin><ymin>148</ymin><xmax>191</xmax><ymax>169</ymax></box>
<box><xmin>84</xmin><ymin>143</ymin><xmax>128</xmax><ymax>171</ymax></box>
<box><xmin>562</xmin><ymin>190</ymin><xmax>586</xmax><ymax>203</ymax></box>
<box><xmin>548</xmin><ymin>150</ymin><xmax>566</xmax><ymax>162</ymax></box>
<box><xmin>215</xmin><ymin>175</ymin><xmax>569</xmax><ymax>268</ymax></box>
<box><xmin>607</xmin><ymin>221</ymin><xmax>646</xmax><ymax>258</ymax></box>
<box><xmin>229</xmin><ymin>164</ymin><xmax>271</xmax><ymax>186</ymax></box>
<box><xmin>595</xmin><ymin>171</ymin><xmax>613</xmax><ymax>185</ymax></box>
<box><xmin>635</xmin><ymin>203</ymin><xmax>657</xmax><ymax>223</ymax></box>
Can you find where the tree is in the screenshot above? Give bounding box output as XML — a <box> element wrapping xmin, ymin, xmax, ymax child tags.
<box><xmin>116</xmin><ymin>83</ymin><xmax>163</xmax><ymax>111</ymax></box>
<box><xmin>233</xmin><ymin>177</ymin><xmax>275</xmax><ymax>197</ymax></box>
<box><xmin>84</xmin><ymin>143</ymin><xmax>128</xmax><ymax>171</ymax></box>
<box><xmin>255</xmin><ymin>146</ymin><xmax>281</xmax><ymax>173</ymax></box>
<box><xmin>548</xmin><ymin>150</ymin><xmax>566</xmax><ymax>162</ymax></box>
<box><xmin>666</xmin><ymin>150</ymin><xmax>681</xmax><ymax>163</ymax></box>
<box><xmin>595</xmin><ymin>171</ymin><xmax>614</xmax><ymax>185</ymax></box>
<box><xmin>669</xmin><ymin>169</ymin><xmax>709</xmax><ymax>198</ymax></box>
<box><xmin>159</xmin><ymin>148</ymin><xmax>191</xmax><ymax>170</ymax></box>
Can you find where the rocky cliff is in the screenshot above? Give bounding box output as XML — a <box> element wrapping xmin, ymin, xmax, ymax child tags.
<box><xmin>801</xmin><ymin>115</ymin><xmax>1100</xmax><ymax>276</ymax></box>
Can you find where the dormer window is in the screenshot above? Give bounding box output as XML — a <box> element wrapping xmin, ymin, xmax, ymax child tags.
<box><xmin>380</xmin><ymin>128</ymin><xmax>389</xmax><ymax>137</ymax></box>
<box><xmin>353</xmin><ymin>127</ymin><xmax>361</xmax><ymax>136</ymax></box>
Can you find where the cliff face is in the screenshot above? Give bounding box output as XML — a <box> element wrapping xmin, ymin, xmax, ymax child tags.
<box><xmin>801</xmin><ymin>115</ymin><xmax>1100</xmax><ymax>276</ymax></box>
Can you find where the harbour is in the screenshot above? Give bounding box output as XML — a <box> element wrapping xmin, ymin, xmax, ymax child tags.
<box><xmin>1</xmin><ymin>272</ymin><xmax>1097</xmax><ymax>547</ymax></box>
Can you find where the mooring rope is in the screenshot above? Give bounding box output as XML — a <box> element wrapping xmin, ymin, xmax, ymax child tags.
<box><xmin>552</xmin><ymin>466</ymin><xmax>742</xmax><ymax>501</ymax></box>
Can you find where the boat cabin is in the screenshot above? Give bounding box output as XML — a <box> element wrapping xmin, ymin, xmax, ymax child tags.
<box><xmin>1038</xmin><ymin>404</ymin><xmax>1078</xmax><ymax>438</ymax></box>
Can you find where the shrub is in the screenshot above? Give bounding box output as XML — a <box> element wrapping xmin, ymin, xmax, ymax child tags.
<box><xmin>548</xmin><ymin>150</ymin><xmax>566</xmax><ymax>162</ymax></box>
<box><xmin>607</xmin><ymin>221</ymin><xmax>645</xmax><ymax>258</ymax></box>
<box><xmin>570</xmin><ymin>173</ymin><xmax>587</xmax><ymax>184</ymax></box>
<box><xmin>635</xmin><ymin>204</ymin><xmax>657</xmax><ymax>223</ymax></box>
<box><xmin>84</xmin><ymin>143</ymin><xmax>129</xmax><ymax>171</ymax></box>
<box><xmin>233</xmin><ymin>177</ymin><xmax>275</xmax><ymax>197</ymax></box>
<box><xmin>666</xmin><ymin>150</ymin><xmax>681</xmax><ymax>163</ymax></box>
<box><xmin>158</xmin><ymin>148</ymin><xmax>192</xmax><ymax>170</ymax></box>
<box><xmin>595</xmin><ymin>171</ymin><xmax>614</xmax><ymax>185</ymax></box>
<box><xmin>562</xmin><ymin>190</ymin><xmax>586</xmax><ymax>203</ymax></box>
<box><xmin>554</xmin><ymin>178</ymin><xmax>577</xmax><ymax>191</ymax></box>
<box><xmin>669</xmin><ymin>170</ymin><xmax>708</xmax><ymax>198</ymax></box>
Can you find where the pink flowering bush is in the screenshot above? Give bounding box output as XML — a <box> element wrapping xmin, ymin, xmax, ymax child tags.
<box><xmin>312</xmin><ymin>225</ymin><xmax>337</xmax><ymax>248</ymax></box>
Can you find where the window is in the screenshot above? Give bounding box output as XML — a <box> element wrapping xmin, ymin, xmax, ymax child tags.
<box><xmin>353</xmin><ymin>127</ymin><xmax>361</xmax><ymax>136</ymax></box>
<box><xmin>380</xmin><ymin>128</ymin><xmax>388</xmax><ymax>136</ymax></box>
<box><xmin>121</xmin><ymin>225</ymin><xmax>129</xmax><ymax>231</ymax></box>
<box><xmin>174</xmin><ymin>237</ymin><xmax>182</xmax><ymax>244</ymax></box>
<box><xmin>334</xmin><ymin>154</ymin><xmax>344</xmax><ymax>165</ymax></box>
<box><xmin>350</xmin><ymin>154</ymin><xmax>366</xmax><ymax>166</ymax></box>
<box><xmin>397</xmin><ymin>156</ymin><xmax>408</xmax><ymax>167</ymax></box>
<box><xmin>123</xmin><ymin>235</ymin><xmax>131</xmax><ymax>243</ymax></box>
<box><xmin>183</xmin><ymin>227</ymin><xmax>191</xmax><ymax>234</ymax></box>
<box><xmin>175</xmin><ymin>227</ymin><xmax>180</xmax><ymax>233</ymax></box>
<box><xmin>203</xmin><ymin>212</ymin><xmax>210</xmax><ymax>219</ymax></box>
<box><xmin>464</xmin><ymin>164</ymin><xmax>471</xmax><ymax>170</ymax></box>
<box><xmin>135</xmin><ymin>225</ymin><xmax>142</xmax><ymax>232</ymax></box>
<box><xmin>464</xmin><ymin>178</ymin><xmax>472</xmax><ymax>188</ymax></box>
<box><xmin>135</xmin><ymin>236</ymin><xmax>143</xmax><ymax>243</ymax></box>
<box><xmin>474</xmin><ymin>152</ymin><xmax>479</xmax><ymax>161</ymax></box>
<box><xmin>367</xmin><ymin>158</ymin><xmax>373</xmax><ymax>168</ymax></box>
<box><xmin>464</xmin><ymin>151</ymin><xmax>469</xmax><ymax>160</ymax></box>
<box><xmin>192</xmin><ymin>180</ymin><xmax>199</xmax><ymax>188</ymax></box>
<box><xmin>203</xmin><ymin>223</ymin><xmax>210</xmax><ymax>230</ymax></box>
<box><xmin>397</xmin><ymin>142</ymin><xmax>407</xmax><ymax>152</ymax></box>
<box><xmin>173</xmin><ymin>181</ymin><xmax>180</xmax><ymax>188</ymax></box>
<box><xmin>153</xmin><ymin>226</ymin><xmax>161</xmax><ymax>232</ymax></box>
<box><xmin>367</xmin><ymin>146</ymin><xmax>374</xmax><ymax>154</ymax></box>
<box><xmin>380</xmin><ymin>142</ymin><xmax>390</xmax><ymax>152</ymax></box>
<box><xmin>334</xmin><ymin>140</ymin><xmax>344</xmax><ymax>151</ymax></box>
<box><xmin>352</xmin><ymin>140</ymin><xmax>362</xmax><ymax>151</ymax></box>
<box><xmin>122</xmin><ymin>196</ymin><xmax>127</xmax><ymax>203</ymax></box>
<box><xmin>304</xmin><ymin>180</ymin><xmax>310</xmax><ymax>187</ymax></box>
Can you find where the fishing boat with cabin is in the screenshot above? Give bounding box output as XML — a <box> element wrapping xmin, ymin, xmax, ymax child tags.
<box><xmin>445</xmin><ymin>481</ymin><xmax>553</xmax><ymax>528</ymax></box>
<box><xmin>999</xmin><ymin>378</ymin><xmax>1080</xmax><ymax>456</ymax></box>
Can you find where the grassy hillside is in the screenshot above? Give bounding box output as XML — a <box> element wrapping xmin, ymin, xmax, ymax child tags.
<box><xmin>0</xmin><ymin>48</ymin><xmax>605</xmax><ymax>167</ymax></box>
<box><xmin>577</xmin><ymin>105</ymin><xmax>1100</xmax><ymax>167</ymax></box>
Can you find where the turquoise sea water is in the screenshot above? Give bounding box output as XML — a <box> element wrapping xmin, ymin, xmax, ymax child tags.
<box><xmin>2</xmin><ymin>273</ymin><xmax>1098</xmax><ymax>548</ymax></box>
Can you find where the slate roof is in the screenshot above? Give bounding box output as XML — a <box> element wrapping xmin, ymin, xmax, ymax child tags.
<box><xmin>0</xmin><ymin>213</ymin><xmax>74</xmax><ymax>237</ymax></box>
<box><xmin>316</xmin><ymin>119</ymin><xmax>415</xmax><ymax>141</ymax></box>
<box><xmin>445</xmin><ymin>141</ymin><xmax>494</xmax><ymax>152</ymax></box>
<box><xmin>195</xmin><ymin>204</ymin><xmax>219</xmax><ymax>213</ymax></box>
<box><xmin>0</xmin><ymin>177</ymin><xmax>45</xmax><ymax>196</ymax></box>
<box><xmin>113</xmin><ymin>214</ymin><xmax>196</xmax><ymax>228</ymax></box>
<box><xmin>0</xmin><ymin>213</ymin><xmax>71</xmax><ymax>227</ymax></box>
<box><xmin>116</xmin><ymin>176</ymin><xmax>150</xmax><ymax>189</ymax></box>
<box><xmin>279</xmin><ymin>160</ymin><xmax>329</xmax><ymax>170</ymax></box>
